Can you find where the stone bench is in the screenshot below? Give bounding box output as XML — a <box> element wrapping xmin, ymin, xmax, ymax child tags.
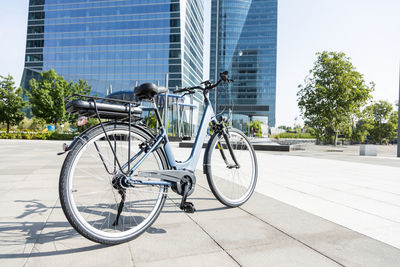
<box><xmin>360</xmin><ymin>145</ymin><xmax>377</xmax><ymax>156</ymax></box>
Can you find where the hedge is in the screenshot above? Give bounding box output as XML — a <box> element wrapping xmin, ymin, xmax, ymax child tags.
<box><xmin>0</xmin><ymin>131</ymin><xmax>78</xmax><ymax>140</ymax></box>
<box><xmin>270</xmin><ymin>132</ymin><xmax>315</xmax><ymax>139</ymax></box>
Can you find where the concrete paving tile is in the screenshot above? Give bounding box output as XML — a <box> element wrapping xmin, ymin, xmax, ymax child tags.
<box><xmin>309</xmin><ymin>233</ymin><xmax>400</xmax><ymax>267</ymax></box>
<box><xmin>13</xmin><ymin>192</ymin><xmax>129</xmax><ymax>267</ymax></box>
<box><xmin>154</xmin><ymin>198</ymin><xmax>193</xmax><ymax>225</ymax></box>
<box><xmin>254</xmin><ymin>179</ymin><xmax>400</xmax><ymax>245</ymax></box>
<box><xmin>28</xmin><ymin>220</ymin><xmax>80</xmax><ymax>247</ymax></box>
<box><xmin>0</xmin><ymin>257</ymin><xmax>29</xmax><ymax>267</ymax></box>
<box><xmin>32</xmin><ymin>168</ymin><xmax>63</xmax><ymax>176</ymax></box>
<box><xmin>0</xmin><ymin>175</ymin><xmax>28</xmax><ymax>182</ymax></box>
<box><xmin>228</xmin><ymin>243</ymin><xmax>340</xmax><ymax>267</ymax></box>
<box><xmin>267</xmin><ymin>176</ymin><xmax>400</xmax><ymax>222</ymax></box>
<box><xmin>0</xmin><ymin>243</ymin><xmax>35</xmax><ymax>267</ymax></box>
<box><xmin>241</xmin><ymin>192</ymin><xmax>400</xmax><ymax>267</ymax></box>
<box><xmin>130</xmin><ymin>221</ymin><xmax>221</xmax><ymax>263</ymax></box>
<box><xmin>24</xmin><ymin>239</ymin><xmax>133</xmax><ymax>267</ymax></box>
<box><xmin>193</xmin><ymin>214</ymin><xmax>286</xmax><ymax>250</ymax></box>
<box><xmin>2</xmin><ymin>140</ymin><xmax>400</xmax><ymax>266</ymax></box>
<box><xmin>0</xmin><ymin>189</ymin><xmax>13</xmax><ymax>199</ymax></box>
<box><xmin>254</xmin><ymin>151</ymin><xmax>400</xmax><ymax>249</ymax></box>
<box><xmin>2</xmin><ymin>187</ymin><xmax>58</xmax><ymax>202</ymax></box>
<box><xmin>181</xmin><ymin>183</ymin><xmax>250</xmax><ymax>221</ymax></box>
<box><xmin>188</xmin><ymin>199</ymin><xmax>245</xmax><ymax>221</ymax></box>
<box><xmin>0</xmin><ymin>201</ymin><xmax>54</xmax><ymax>222</ymax></box>
<box><xmin>0</xmin><ymin>198</ymin><xmax>58</xmax><ymax>254</ymax></box>
<box><xmin>0</xmin><ymin>169</ymin><xmax>35</xmax><ymax>175</ymax></box>
<box><xmin>0</xmin><ymin>220</ymin><xmax>47</xmax><ymax>246</ymax></box>
<box><xmin>34</xmin><ymin>229</ymin><xmax>96</xmax><ymax>251</ymax></box>
<box><xmin>135</xmin><ymin>250</ymin><xmax>239</xmax><ymax>267</ymax></box>
<box><xmin>13</xmin><ymin>176</ymin><xmax>59</xmax><ymax>190</ymax></box>
<box><xmin>157</xmin><ymin>178</ymin><xmax>245</xmax><ymax>224</ymax></box>
<box><xmin>37</xmin><ymin>205</ymin><xmax>94</xmax><ymax>245</ymax></box>
<box><xmin>361</xmin><ymin>225</ymin><xmax>400</xmax><ymax>249</ymax></box>
<box><xmin>292</xmin><ymin>176</ymin><xmax>400</xmax><ymax>206</ymax></box>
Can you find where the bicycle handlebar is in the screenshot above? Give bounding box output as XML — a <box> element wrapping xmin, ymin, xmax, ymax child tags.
<box><xmin>173</xmin><ymin>88</ymin><xmax>189</xmax><ymax>94</ymax></box>
<box><xmin>173</xmin><ymin>71</ymin><xmax>233</xmax><ymax>94</ymax></box>
<box><xmin>173</xmin><ymin>86</ymin><xmax>202</xmax><ymax>94</ymax></box>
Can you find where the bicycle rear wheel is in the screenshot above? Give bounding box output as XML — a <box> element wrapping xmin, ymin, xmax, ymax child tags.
<box><xmin>59</xmin><ymin>123</ymin><xmax>168</xmax><ymax>245</ymax></box>
<box><xmin>204</xmin><ymin>128</ymin><xmax>257</xmax><ymax>207</ymax></box>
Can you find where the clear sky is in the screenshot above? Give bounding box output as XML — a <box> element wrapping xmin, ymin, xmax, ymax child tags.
<box><xmin>277</xmin><ymin>0</ymin><xmax>400</xmax><ymax>126</ymax></box>
<box><xmin>0</xmin><ymin>0</ymin><xmax>399</xmax><ymax>126</ymax></box>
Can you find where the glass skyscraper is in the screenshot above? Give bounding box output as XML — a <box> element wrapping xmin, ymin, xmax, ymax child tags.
<box><xmin>22</xmin><ymin>0</ymin><xmax>204</xmax><ymax>98</ymax></box>
<box><xmin>210</xmin><ymin>0</ymin><xmax>277</xmax><ymax>128</ymax></box>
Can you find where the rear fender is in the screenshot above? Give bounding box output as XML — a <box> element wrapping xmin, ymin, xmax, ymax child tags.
<box><xmin>60</xmin><ymin>122</ymin><xmax>171</xmax><ymax>169</ymax></box>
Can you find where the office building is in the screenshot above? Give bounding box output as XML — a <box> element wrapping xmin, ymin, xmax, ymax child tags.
<box><xmin>210</xmin><ymin>0</ymin><xmax>277</xmax><ymax>128</ymax></box>
<box><xmin>22</xmin><ymin>0</ymin><xmax>204</xmax><ymax>98</ymax></box>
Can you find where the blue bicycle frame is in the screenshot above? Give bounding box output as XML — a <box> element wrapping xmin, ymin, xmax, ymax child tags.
<box><xmin>122</xmin><ymin>98</ymin><xmax>215</xmax><ymax>186</ymax></box>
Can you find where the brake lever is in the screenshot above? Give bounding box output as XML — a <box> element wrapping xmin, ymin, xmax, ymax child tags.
<box><xmin>201</xmin><ymin>80</ymin><xmax>212</xmax><ymax>86</ymax></box>
<box><xmin>182</xmin><ymin>90</ymin><xmax>195</xmax><ymax>97</ymax></box>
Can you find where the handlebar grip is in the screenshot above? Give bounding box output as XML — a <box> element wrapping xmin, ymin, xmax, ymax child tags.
<box><xmin>220</xmin><ymin>71</ymin><xmax>229</xmax><ymax>81</ymax></box>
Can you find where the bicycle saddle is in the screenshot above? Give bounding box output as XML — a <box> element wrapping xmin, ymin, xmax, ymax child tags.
<box><xmin>134</xmin><ymin>83</ymin><xmax>167</xmax><ymax>100</ymax></box>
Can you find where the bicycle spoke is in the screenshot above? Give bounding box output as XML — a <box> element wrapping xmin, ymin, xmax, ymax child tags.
<box><xmin>61</xmin><ymin>126</ymin><xmax>167</xmax><ymax>243</ymax></box>
<box><xmin>207</xmin><ymin>130</ymin><xmax>256</xmax><ymax>206</ymax></box>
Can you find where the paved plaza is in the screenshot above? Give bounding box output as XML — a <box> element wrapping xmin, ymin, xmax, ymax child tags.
<box><xmin>1</xmin><ymin>140</ymin><xmax>400</xmax><ymax>266</ymax></box>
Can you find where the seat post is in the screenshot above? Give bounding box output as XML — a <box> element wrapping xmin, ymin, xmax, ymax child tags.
<box><xmin>152</xmin><ymin>99</ymin><xmax>164</xmax><ymax>129</ymax></box>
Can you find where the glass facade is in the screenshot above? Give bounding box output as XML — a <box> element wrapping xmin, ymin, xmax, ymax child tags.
<box><xmin>22</xmin><ymin>0</ymin><xmax>204</xmax><ymax>99</ymax></box>
<box><xmin>210</xmin><ymin>0</ymin><xmax>277</xmax><ymax>127</ymax></box>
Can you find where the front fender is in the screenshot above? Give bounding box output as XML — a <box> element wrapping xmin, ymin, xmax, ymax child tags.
<box><xmin>203</xmin><ymin>131</ymin><xmax>221</xmax><ymax>174</ymax></box>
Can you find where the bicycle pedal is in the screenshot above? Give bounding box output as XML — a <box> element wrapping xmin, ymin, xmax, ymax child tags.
<box><xmin>181</xmin><ymin>202</ymin><xmax>196</xmax><ymax>213</ymax></box>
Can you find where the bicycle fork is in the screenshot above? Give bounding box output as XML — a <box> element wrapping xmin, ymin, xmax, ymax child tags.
<box><xmin>217</xmin><ymin>130</ymin><xmax>241</xmax><ymax>169</ymax></box>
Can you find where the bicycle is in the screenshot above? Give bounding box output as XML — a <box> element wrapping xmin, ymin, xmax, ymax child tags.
<box><xmin>58</xmin><ymin>71</ymin><xmax>258</xmax><ymax>245</ymax></box>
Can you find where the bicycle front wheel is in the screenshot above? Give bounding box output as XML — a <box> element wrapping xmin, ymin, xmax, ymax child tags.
<box><xmin>59</xmin><ymin>123</ymin><xmax>168</xmax><ymax>245</ymax></box>
<box><xmin>204</xmin><ymin>128</ymin><xmax>257</xmax><ymax>207</ymax></box>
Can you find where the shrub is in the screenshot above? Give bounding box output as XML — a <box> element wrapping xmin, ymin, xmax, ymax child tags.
<box><xmin>18</xmin><ymin>118</ymin><xmax>33</xmax><ymax>130</ymax></box>
<box><xmin>270</xmin><ymin>132</ymin><xmax>315</xmax><ymax>139</ymax></box>
<box><xmin>29</xmin><ymin>117</ymin><xmax>46</xmax><ymax>131</ymax></box>
<box><xmin>246</xmin><ymin>120</ymin><xmax>263</xmax><ymax>137</ymax></box>
<box><xmin>0</xmin><ymin>130</ymin><xmax>78</xmax><ymax>140</ymax></box>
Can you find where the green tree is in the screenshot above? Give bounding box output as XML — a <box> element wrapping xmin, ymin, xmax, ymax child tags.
<box><xmin>246</xmin><ymin>120</ymin><xmax>262</xmax><ymax>137</ymax></box>
<box><xmin>143</xmin><ymin>112</ymin><xmax>157</xmax><ymax>129</ymax></box>
<box><xmin>387</xmin><ymin>110</ymin><xmax>398</xmax><ymax>141</ymax></box>
<box><xmin>65</xmin><ymin>79</ymin><xmax>92</xmax><ymax>125</ymax></box>
<box><xmin>366</xmin><ymin>100</ymin><xmax>397</xmax><ymax>144</ymax></box>
<box><xmin>0</xmin><ymin>75</ymin><xmax>27</xmax><ymax>133</ymax></box>
<box><xmin>297</xmin><ymin>51</ymin><xmax>374</xmax><ymax>145</ymax></box>
<box><xmin>28</xmin><ymin>70</ymin><xmax>91</xmax><ymax>129</ymax></box>
<box><xmin>350</xmin><ymin>107</ymin><xmax>374</xmax><ymax>143</ymax></box>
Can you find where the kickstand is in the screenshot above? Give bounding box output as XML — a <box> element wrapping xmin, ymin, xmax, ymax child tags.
<box><xmin>113</xmin><ymin>189</ymin><xmax>126</xmax><ymax>226</ymax></box>
<box><xmin>180</xmin><ymin>182</ymin><xmax>195</xmax><ymax>213</ymax></box>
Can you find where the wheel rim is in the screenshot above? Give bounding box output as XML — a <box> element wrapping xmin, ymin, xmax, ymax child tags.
<box><xmin>209</xmin><ymin>131</ymin><xmax>256</xmax><ymax>205</ymax></box>
<box><xmin>66</xmin><ymin>129</ymin><xmax>166</xmax><ymax>240</ymax></box>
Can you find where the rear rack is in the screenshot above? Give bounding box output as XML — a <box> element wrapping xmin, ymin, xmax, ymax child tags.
<box><xmin>64</xmin><ymin>94</ymin><xmax>143</xmax><ymax>174</ymax></box>
<box><xmin>65</xmin><ymin>94</ymin><xmax>142</xmax><ymax>121</ymax></box>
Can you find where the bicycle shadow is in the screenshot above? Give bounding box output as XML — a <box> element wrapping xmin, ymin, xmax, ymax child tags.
<box><xmin>0</xmin><ymin>196</ymin><xmax>227</xmax><ymax>259</ymax></box>
<box><xmin>0</xmin><ymin>199</ymin><xmax>167</xmax><ymax>259</ymax></box>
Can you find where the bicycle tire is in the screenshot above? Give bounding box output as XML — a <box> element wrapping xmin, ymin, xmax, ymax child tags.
<box><xmin>59</xmin><ymin>123</ymin><xmax>168</xmax><ymax>245</ymax></box>
<box><xmin>204</xmin><ymin>127</ymin><xmax>257</xmax><ymax>207</ymax></box>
